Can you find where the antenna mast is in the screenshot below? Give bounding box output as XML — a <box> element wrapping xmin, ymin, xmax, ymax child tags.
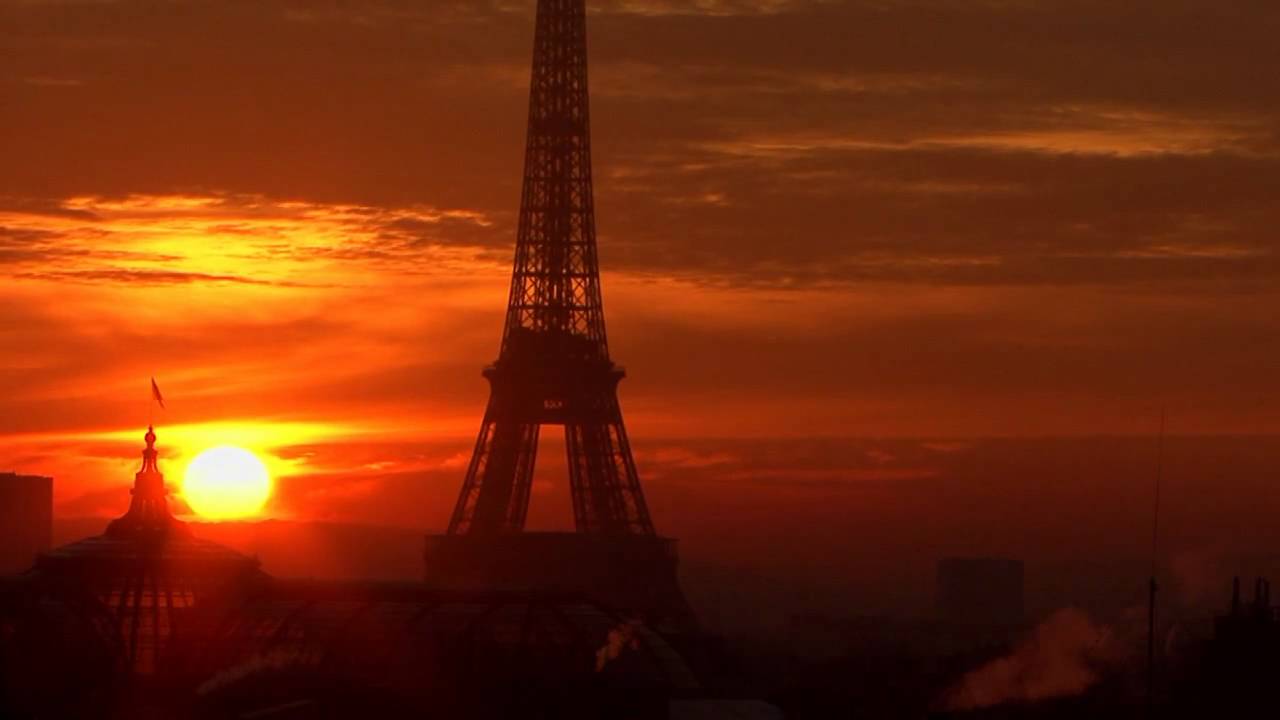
<box><xmin>1146</xmin><ymin>409</ymin><xmax>1166</xmax><ymax>716</ymax></box>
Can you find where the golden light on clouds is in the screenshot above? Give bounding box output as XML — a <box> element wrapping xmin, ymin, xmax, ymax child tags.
<box><xmin>3</xmin><ymin>193</ymin><xmax>498</xmax><ymax>291</ymax></box>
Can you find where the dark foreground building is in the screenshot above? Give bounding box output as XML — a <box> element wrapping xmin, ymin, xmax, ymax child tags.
<box><xmin>0</xmin><ymin>473</ymin><xmax>52</xmax><ymax>575</ymax></box>
<box><xmin>184</xmin><ymin>579</ymin><xmax>704</xmax><ymax>719</ymax></box>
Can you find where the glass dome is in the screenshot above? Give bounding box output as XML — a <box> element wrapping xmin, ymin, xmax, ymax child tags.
<box><xmin>31</xmin><ymin>426</ymin><xmax>262</xmax><ymax>675</ymax></box>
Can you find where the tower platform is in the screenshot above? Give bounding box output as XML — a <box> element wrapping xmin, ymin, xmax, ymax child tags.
<box><xmin>424</xmin><ymin>531</ymin><xmax>695</xmax><ymax>630</ymax></box>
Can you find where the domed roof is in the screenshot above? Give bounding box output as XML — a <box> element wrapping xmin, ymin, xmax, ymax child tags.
<box><xmin>33</xmin><ymin>426</ymin><xmax>262</xmax><ymax>675</ymax></box>
<box><xmin>40</xmin><ymin>425</ymin><xmax>260</xmax><ymax>570</ymax></box>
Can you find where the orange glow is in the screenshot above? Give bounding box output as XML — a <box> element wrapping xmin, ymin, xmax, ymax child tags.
<box><xmin>182</xmin><ymin>446</ymin><xmax>272</xmax><ymax>519</ymax></box>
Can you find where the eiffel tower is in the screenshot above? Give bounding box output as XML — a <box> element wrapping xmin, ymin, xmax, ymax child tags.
<box><xmin>426</xmin><ymin>0</ymin><xmax>690</xmax><ymax>624</ymax></box>
<box><xmin>447</xmin><ymin>0</ymin><xmax>652</xmax><ymax>538</ymax></box>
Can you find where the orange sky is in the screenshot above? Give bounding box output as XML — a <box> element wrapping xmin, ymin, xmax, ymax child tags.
<box><xmin>2</xmin><ymin>1</ymin><xmax>1279</xmax><ymax>535</ymax></box>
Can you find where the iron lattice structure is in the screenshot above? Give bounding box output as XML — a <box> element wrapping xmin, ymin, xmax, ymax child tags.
<box><xmin>448</xmin><ymin>0</ymin><xmax>655</xmax><ymax>537</ymax></box>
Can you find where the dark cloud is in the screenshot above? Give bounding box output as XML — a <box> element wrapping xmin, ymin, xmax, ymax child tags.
<box><xmin>2</xmin><ymin>0</ymin><xmax>1277</xmax><ymax>289</ymax></box>
<box><xmin>13</xmin><ymin>268</ymin><xmax>305</xmax><ymax>286</ymax></box>
<box><xmin>0</xmin><ymin>197</ymin><xmax>101</xmax><ymax>220</ymax></box>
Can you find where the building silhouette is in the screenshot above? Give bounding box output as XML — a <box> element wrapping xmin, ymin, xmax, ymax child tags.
<box><xmin>0</xmin><ymin>473</ymin><xmax>51</xmax><ymax>575</ymax></box>
<box><xmin>29</xmin><ymin>427</ymin><xmax>261</xmax><ymax>675</ymax></box>
<box><xmin>424</xmin><ymin>0</ymin><xmax>692</xmax><ymax>628</ymax></box>
<box><xmin>0</xmin><ymin>427</ymin><xmax>260</xmax><ymax>717</ymax></box>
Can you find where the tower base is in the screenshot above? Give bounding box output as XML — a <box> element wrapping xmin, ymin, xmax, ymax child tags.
<box><xmin>424</xmin><ymin>532</ymin><xmax>695</xmax><ymax>630</ymax></box>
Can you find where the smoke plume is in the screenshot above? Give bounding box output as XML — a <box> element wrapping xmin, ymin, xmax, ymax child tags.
<box><xmin>596</xmin><ymin>621</ymin><xmax>642</xmax><ymax>672</ymax></box>
<box><xmin>941</xmin><ymin>608</ymin><xmax>1115</xmax><ymax>710</ymax></box>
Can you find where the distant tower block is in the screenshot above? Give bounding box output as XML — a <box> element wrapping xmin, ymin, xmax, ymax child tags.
<box><xmin>937</xmin><ymin>557</ymin><xmax>1025</xmax><ymax>626</ymax></box>
<box><xmin>0</xmin><ymin>473</ymin><xmax>52</xmax><ymax>574</ymax></box>
<box><xmin>426</xmin><ymin>0</ymin><xmax>691</xmax><ymax>626</ymax></box>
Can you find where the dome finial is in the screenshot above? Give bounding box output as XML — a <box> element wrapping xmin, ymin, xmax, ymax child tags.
<box><xmin>106</xmin><ymin>422</ymin><xmax>184</xmax><ymax>538</ymax></box>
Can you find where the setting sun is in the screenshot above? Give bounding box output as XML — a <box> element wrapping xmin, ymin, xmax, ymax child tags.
<box><xmin>183</xmin><ymin>446</ymin><xmax>272</xmax><ymax>520</ymax></box>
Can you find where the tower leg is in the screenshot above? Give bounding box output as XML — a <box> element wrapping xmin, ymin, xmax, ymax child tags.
<box><xmin>449</xmin><ymin>415</ymin><xmax>539</xmax><ymax>534</ymax></box>
<box><xmin>566</xmin><ymin>415</ymin><xmax>655</xmax><ymax>535</ymax></box>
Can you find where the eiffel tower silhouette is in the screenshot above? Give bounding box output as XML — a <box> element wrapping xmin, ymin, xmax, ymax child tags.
<box><xmin>425</xmin><ymin>0</ymin><xmax>691</xmax><ymax>625</ymax></box>
<box><xmin>447</xmin><ymin>0</ymin><xmax>653</xmax><ymax>538</ymax></box>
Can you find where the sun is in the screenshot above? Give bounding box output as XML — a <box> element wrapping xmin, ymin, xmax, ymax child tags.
<box><xmin>182</xmin><ymin>446</ymin><xmax>272</xmax><ymax>519</ymax></box>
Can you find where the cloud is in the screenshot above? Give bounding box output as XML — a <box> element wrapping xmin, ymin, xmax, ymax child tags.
<box><xmin>3</xmin><ymin>0</ymin><xmax>1277</xmax><ymax>290</ymax></box>
<box><xmin>0</xmin><ymin>194</ymin><xmax>500</xmax><ymax>287</ymax></box>
<box><xmin>14</xmin><ymin>268</ymin><xmax>306</xmax><ymax>286</ymax></box>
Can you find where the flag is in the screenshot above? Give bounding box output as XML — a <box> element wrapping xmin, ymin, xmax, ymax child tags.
<box><xmin>151</xmin><ymin>377</ymin><xmax>165</xmax><ymax>409</ymax></box>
